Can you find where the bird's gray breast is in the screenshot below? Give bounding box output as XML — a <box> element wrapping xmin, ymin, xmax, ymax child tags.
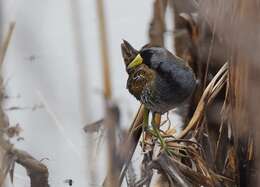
<box><xmin>140</xmin><ymin>82</ymin><xmax>175</xmax><ymax>114</ymax></box>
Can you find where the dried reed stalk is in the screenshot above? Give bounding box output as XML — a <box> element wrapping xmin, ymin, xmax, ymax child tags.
<box><xmin>149</xmin><ymin>0</ymin><xmax>168</xmax><ymax>47</ymax></box>
<box><xmin>0</xmin><ymin>22</ymin><xmax>15</xmax><ymax>65</ymax></box>
<box><xmin>96</xmin><ymin>0</ymin><xmax>112</xmax><ymax>100</ymax></box>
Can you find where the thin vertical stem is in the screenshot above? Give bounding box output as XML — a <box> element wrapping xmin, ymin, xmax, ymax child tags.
<box><xmin>96</xmin><ymin>0</ymin><xmax>112</xmax><ymax>100</ymax></box>
<box><xmin>0</xmin><ymin>22</ymin><xmax>15</xmax><ymax>65</ymax></box>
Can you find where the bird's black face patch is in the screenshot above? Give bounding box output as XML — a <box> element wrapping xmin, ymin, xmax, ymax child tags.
<box><xmin>140</xmin><ymin>49</ymin><xmax>153</xmax><ymax>66</ymax></box>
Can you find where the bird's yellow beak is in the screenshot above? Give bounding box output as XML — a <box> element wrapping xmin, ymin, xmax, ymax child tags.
<box><xmin>127</xmin><ymin>54</ymin><xmax>143</xmax><ymax>69</ymax></box>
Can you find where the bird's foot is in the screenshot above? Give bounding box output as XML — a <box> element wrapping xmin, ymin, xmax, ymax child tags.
<box><xmin>157</xmin><ymin>135</ymin><xmax>173</xmax><ymax>156</ymax></box>
<box><xmin>143</xmin><ymin>110</ymin><xmax>173</xmax><ymax>156</ymax></box>
<box><xmin>148</xmin><ymin>126</ymin><xmax>172</xmax><ymax>155</ymax></box>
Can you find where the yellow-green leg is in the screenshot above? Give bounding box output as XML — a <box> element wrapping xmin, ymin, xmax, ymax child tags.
<box><xmin>151</xmin><ymin>113</ymin><xmax>174</xmax><ymax>156</ymax></box>
<box><xmin>151</xmin><ymin>112</ymin><xmax>166</xmax><ymax>149</ymax></box>
<box><xmin>143</xmin><ymin>109</ymin><xmax>172</xmax><ymax>155</ymax></box>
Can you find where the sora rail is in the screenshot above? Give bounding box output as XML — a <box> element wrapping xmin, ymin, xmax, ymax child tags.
<box><xmin>121</xmin><ymin>40</ymin><xmax>196</xmax><ymax>150</ymax></box>
<box><xmin>126</xmin><ymin>45</ymin><xmax>196</xmax><ymax>114</ymax></box>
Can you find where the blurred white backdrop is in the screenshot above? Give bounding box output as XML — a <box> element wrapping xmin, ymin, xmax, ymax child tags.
<box><xmin>1</xmin><ymin>0</ymin><xmax>154</xmax><ymax>186</ymax></box>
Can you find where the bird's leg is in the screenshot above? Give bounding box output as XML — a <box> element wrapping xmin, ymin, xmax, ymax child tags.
<box><xmin>142</xmin><ymin>107</ymin><xmax>150</xmax><ymax>150</ymax></box>
<box><xmin>151</xmin><ymin>112</ymin><xmax>166</xmax><ymax>149</ymax></box>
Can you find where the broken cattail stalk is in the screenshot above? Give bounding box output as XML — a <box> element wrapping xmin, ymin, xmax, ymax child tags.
<box><xmin>0</xmin><ymin>140</ymin><xmax>49</xmax><ymax>187</ymax></box>
<box><xmin>11</xmin><ymin>149</ymin><xmax>49</xmax><ymax>187</ymax></box>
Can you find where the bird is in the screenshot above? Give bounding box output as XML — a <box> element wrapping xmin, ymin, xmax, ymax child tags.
<box><xmin>121</xmin><ymin>40</ymin><xmax>196</xmax><ymax>150</ymax></box>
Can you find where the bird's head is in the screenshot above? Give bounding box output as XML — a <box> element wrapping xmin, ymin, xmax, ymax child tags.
<box><xmin>127</xmin><ymin>47</ymin><xmax>170</xmax><ymax>71</ymax></box>
<box><xmin>121</xmin><ymin>40</ymin><xmax>171</xmax><ymax>73</ymax></box>
<box><xmin>121</xmin><ymin>40</ymin><xmax>154</xmax><ymax>73</ymax></box>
